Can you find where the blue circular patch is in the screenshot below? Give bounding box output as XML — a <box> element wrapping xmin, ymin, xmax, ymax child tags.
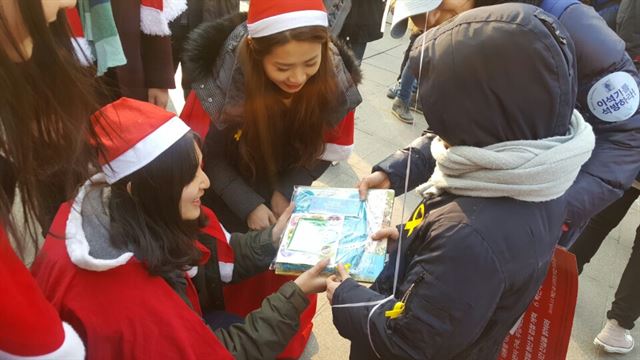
<box><xmin>587</xmin><ymin>72</ymin><xmax>639</xmax><ymax>122</ymax></box>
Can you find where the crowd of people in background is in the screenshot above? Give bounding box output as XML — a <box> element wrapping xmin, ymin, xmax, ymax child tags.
<box><xmin>1</xmin><ymin>0</ymin><xmax>639</xmax><ymax>359</ymax></box>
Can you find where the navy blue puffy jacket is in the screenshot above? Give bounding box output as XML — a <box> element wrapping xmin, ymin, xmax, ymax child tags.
<box><xmin>375</xmin><ymin>1</ymin><xmax>640</xmax><ymax>247</ymax></box>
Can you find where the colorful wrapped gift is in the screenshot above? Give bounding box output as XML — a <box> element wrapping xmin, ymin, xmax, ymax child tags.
<box><xmin>275</xmin><ymin>187</ymin><xmax>394</xmax><ymax>282</ymax></box>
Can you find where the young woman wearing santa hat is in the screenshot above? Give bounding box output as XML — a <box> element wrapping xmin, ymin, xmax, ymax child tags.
<box><xmin>179</xmin><ymin>2</ymin><xmax>361</xmax><ymax>355</ymax></box>
<box><xmin>181</xmin><ymin>0</ymin><xmax>361</xmax><ymax>232</ymax></box>
<box><xmin>0</xmin><ymin>0</ymin><xmax>105</xmax><ymax>358</ymax></box>
<box><xmin>31</xmin><ymin>97</ymin><xmax>330</xmax><ymax>359</ymax></box>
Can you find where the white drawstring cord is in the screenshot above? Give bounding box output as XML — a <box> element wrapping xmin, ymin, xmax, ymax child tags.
<box><xmin>331</xmin><ymin>10</ymin><xmax>430</xmax><ymax>359</ymax></box>
<box><xmin>332</xmin><ymin>295</ymin><xmax>396</xmax><ymax>309</ymax></box>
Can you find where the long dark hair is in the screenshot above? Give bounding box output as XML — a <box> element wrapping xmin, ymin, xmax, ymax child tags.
<box><xmin>237</xmin><ymin>26</ymin><xmax>338</xmax><ymax>184</ymax></box>
<box><xmin>0</xmin><ymin>2</ymin><xmax>102</xmax><ymax>258</ymax></box>
<box><xmin>109</xmin><ymin>132</ymin><xmax>204</xmax><ymax>279</ymax></box>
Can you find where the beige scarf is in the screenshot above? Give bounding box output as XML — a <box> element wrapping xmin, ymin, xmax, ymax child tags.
<box><xmin>417</xmin><ymin>110</ymin><xmax>595</xmax><ymax>202</ymax></box>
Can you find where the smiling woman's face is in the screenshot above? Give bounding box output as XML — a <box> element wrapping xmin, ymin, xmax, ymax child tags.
<box><xmin>262</xmin><ymin>40</ymin><xmax>322</xmax><ymax>94</ymax></box>
<box><xmin>179</xmin><ymin>143</ymin><xmax>210</xmax><ymax>220</ymax></box>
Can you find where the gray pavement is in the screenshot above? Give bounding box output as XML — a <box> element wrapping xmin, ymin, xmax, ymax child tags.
<box><xmin>168</xmin><ymin>25</ymin><xmax>640</xmax><ymax>360</ymax></box>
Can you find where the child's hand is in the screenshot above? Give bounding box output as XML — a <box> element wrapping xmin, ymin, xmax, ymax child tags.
<box><xmin>372</xmin><ymin>226</ymin><xmax>400</xmax><ymax>253</ymax></box>
<box><xmin>326</xmin><ymin>263</ymin><xmax>351</xmax><ymax>304</ymax></box>
<box><xmin>294</xmin><ymin>259</ymin><xmax>330</xmax><ymax>294</ymax></box>
<box><xmin>271</xmin><ymin>203</ymin><xmax>295</xmax><ymax>248</ymax></box>
<box><xmin>356</xmin><ymin>171</ymin><xmax>391</xmax><ymax>200</ymax></box>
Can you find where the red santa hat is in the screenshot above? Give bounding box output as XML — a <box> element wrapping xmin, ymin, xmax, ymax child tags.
<box><xmin>93</xmin><ymin>98</ymin><xmax>191</xmax><ymax>184</ymax></box>
<box><xmin>140</xmin><ymin>0</ymin><xmax>187</xmax><ymax>36</ymax></box>
<box><xmin>247</xmin><ymin>0</ymin><xmax>328</xmax><ymax>38</ymax></box>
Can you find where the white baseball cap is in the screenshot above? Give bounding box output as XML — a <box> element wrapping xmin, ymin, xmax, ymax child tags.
<box><xmin>390</xmin><ymin>0</ymin><xmax>443</xmax><ymax>38</ymax></box>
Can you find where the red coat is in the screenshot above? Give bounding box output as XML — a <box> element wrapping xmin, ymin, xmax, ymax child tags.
<box><xmin>30</xmin><ymin>190</ymin><xmax>233</xmax><ymax>359</ymax></box>
<box><xmin>0</xmin><ymin>226</ymin><xmax>85</xmax><ymax>358</ymax></box>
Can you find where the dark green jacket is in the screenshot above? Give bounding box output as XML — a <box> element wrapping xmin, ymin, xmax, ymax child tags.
<box><xmin>194</xmin><ymin>225</ymin><xmax>310</xmax><ymax>360</ymax></box>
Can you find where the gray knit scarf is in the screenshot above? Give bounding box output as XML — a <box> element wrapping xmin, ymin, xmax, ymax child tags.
<box><xmin>417</xmin><ymin>110</ymin><xmax>595</xmax><ymax>202</ymax></box>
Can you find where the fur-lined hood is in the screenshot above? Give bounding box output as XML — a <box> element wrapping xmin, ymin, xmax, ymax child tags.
<box><xmin>181</xmin><ymin>13</ymin><xmax>362</xmax><ymax>130</ymax></box>
<box><xmin>182</xmin><ymin>12</ymin><xmax>362</xmax><ymax>87</ymax></box>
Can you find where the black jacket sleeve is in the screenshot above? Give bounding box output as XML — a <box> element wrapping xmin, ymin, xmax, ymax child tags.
<box><xmin>557</xmin><ymin>4</ymin><xmax>640</xmax><ymax>245</ymax></box>
<box><xmin>214</xmin><ymin>281</ymin><xmax>309</xmax><ymax>360</ymax></box>
<box><xmin>141</xmin><ymin>34</ymin><xmax>176</xmax><ymax>90</ymax></box>
<box><xmin>332</xmin><ymin>225</ymin><xmax>504</xmax><ymax>359</ymax></box>
<box><xmin>204</xmin><ymin>126</ymin><xmax>266</xmax><ymax>220</ymax></box>
<box><xmin>376</xmin><ymin>5</ymin><xmax>640</xmax><ymax>247</ymax></box>
<box><xmin>372</xmin><ymin>133</ymin><xmax>437</xmax><ymax>196</ymax></box>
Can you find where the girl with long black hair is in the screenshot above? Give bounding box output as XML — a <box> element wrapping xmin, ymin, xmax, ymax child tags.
<box><xmin>1</xmin><ymin>0</ymin><xmax>102</xmax><ymax>357</ymax></box>
<box><xmin>31</xmin><ymin>98</ymin><xmax>329</xmax><ymax>359</ymax></box>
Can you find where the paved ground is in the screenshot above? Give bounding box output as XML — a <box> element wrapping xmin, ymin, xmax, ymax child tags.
<box><xmin>170</xmin><ymin>24</ymin><xmax>640</xmax><ymax>360</ymax></box>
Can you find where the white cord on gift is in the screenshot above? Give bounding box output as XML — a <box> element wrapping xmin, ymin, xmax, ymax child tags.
<box><xmin>330</xmin><ymin>10</ymin><xmax>430</xmax><ymax>359</ymax></box>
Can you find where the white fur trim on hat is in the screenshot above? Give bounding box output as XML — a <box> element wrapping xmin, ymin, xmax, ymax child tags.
<box><xmin>140</xmin><ymin>0</ymin><xmax>187</xmax><ymax>36</ymax></box>
<box><xmin>103</xmin><ymin>116</ymin><xmax>190</xmax><ymax>184</ymax></box>
<box><xmin>66</xmin><ymin>175</ymin><xmax>134</xmax><ymax>272</ymax></box>
<box><xmin>320</xmin><ymin>143</ymin><xmax>353</xmax><ymax>162</ymax></box>
<box><xmin>247</xmin><ymin>10</ymin><xmax>328</xmax><ymax>38</ymax></box>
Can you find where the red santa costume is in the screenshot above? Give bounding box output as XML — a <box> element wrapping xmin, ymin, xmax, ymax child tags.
<box><xmin>30</xmin><ymin>98</ymin><xmax>234</xmax><ymax>359</ymax></box>
<box><xmin>0</xmin><ymin>227</ymin><xmax>85</xmax><ymax>359</ymax></box>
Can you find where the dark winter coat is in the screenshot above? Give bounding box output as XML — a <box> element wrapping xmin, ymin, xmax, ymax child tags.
<box><xmin>332</xmin><ymin>4</ymin><xmax>580</xmax><ymax>359</ymax></box>
<box><xmin>334</xmin><ymin>194</ymin><xmax>565</xmax><ymax>359</ymax></box>
<box><xmin>170</xmin><ymin>0</ymin><xmax>240</xmax><ymax>72</ymax></box>
<box><xmin>171</xmin><ymin>0</ymin><xmax>240</xmax><ymax>28</ymax></box>
<box><xmin>339</xmin><ymin>0</ymin><xmax>387</xmax><ymax>44</ymax></box>
<box><xmin>107</xmin><ymin>0</ymin><xmax>175</xmax><ymax>100</ymax></box>
<box><xmin>588</xmin><ymin>0</ymin><xmax>621</xmax><ymax>29</ymax></box>
<box><xmin>375</xmin><ymin>0</ymin><xmax>640</xmax><ymax>247</ymax></box>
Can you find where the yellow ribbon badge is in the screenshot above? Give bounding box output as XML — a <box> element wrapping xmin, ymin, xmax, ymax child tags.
<box><xmin>404</xmin><ymin>203</ymin><xmax>425</xmax><ymax>237</ymax></box>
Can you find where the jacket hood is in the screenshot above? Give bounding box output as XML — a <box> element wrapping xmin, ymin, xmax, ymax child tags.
<box><xmin>66</xmin><ymin>174</ymin><xmax>134</xmax><ymax>272</ymax></box>
<box><xmin>66</xmin><ymin>174</ymin><xmax>209</xmax><ymax>276</ymax></box>
<box><xmin>182</xmin><ymin>12</ymin><xmax>362</xmax><ymax>88</ymax></box>
<box><xmin>410</xmin><ymin>3</ymin><xmax>577</xmax><ymax>147</ymax></box>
